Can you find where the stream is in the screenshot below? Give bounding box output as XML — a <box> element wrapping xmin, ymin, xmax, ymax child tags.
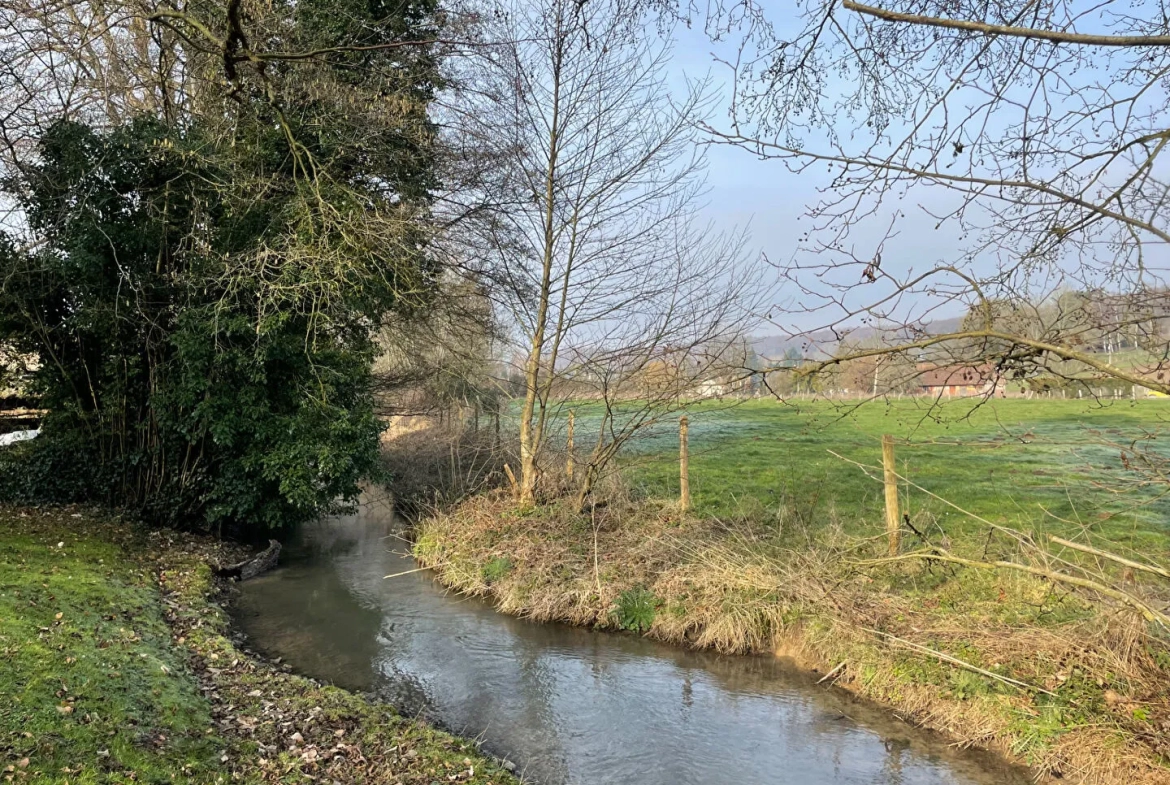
<box><xmin>232</xmin><ymin>494</ymin><xmax>1031</xmax><ymax>785</ymax></box>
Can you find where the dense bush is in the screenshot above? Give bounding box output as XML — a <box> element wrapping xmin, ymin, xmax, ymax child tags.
<box><xmin>0</xmin><ymin>120</ymin><xmax>395</xmax><ymax>534</ymax></box>
<box><xmin>0</xmin><ymin>0</ymin><xmax>442</xmax><ymax>534</ymax></box>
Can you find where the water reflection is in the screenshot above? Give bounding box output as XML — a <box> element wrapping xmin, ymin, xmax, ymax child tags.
<box><xmin>233</xmin><ymin>496</ymin><xmax>1030</xmax><ymax>785</ymax></box>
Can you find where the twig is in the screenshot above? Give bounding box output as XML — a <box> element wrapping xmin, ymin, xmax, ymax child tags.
<box><xmin>592</xmin><ymin>505</ymin><xmax>603</xmax><ymax>597</ymax></box>
<box><xmin>902</xmin><ymin>513</ymin><xmax>930</xmax><ymax>546</ymax></box>
<box><xmin>856</xmin><ymin>549</ymin><xmax>1170</xmax><ymax>627</ymax></box>
<box><xmin>383</xmin><ymin>565</ymin><xmax>437</xmax><ymax>579</ymax></box>
<box><xmin>816</xmin><ymin>661</ymin><xmax>847</xmax><ymax>684</ymax></box>
<box><xmin>503</xmin><ymin>463</ymin><xmax>519</xmax><ymax>499</ymax></box>
<box><xmin>1048</xmin><ymin>535</ymin><xmax>1170</xmax><ymax>580</ymax></box>
<box><xmin>861</xmin><ymin>627</ymin><xmax>1058</xmax><ymax>697</ymax></box>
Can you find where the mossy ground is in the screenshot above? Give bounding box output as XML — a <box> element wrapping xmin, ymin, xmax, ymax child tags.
<box><xmin>0</xmin><ymin>506</ymin><xmax>518</xmax><ymax>785</ymax></box>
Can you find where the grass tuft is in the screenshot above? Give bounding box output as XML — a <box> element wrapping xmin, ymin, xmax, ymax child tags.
<box><xmin>611</xmin><ymin>587</ymin><xmax>659</xmax><ymax>632</ymax></box>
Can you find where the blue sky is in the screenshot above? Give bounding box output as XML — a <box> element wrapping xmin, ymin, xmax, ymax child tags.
<box><xmin>663</xmin><ymin>5</ymin><xmax>1170</xmax><ymax>340</ymax></box>
<box><xmin>665</xmin><ymin>20</ymin><xmax>976</xmax><ymax>334</ymax></box>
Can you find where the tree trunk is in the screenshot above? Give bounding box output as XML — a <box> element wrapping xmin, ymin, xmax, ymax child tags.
<box><xmin>215</xmin><ymin>539</ymin><xmax>282</xmax><ymax>581</ymax></box>
<box><xmin>574</xmin><ymin>464</ymin><xmax>596</xmax><ymax>512</ymax></box>
<box><xmin>518</xmin><ymin>360</ymin><xmax>541</xmax><ymax>507</ymax></box>
<box><xmin>517</xmin><ymin>31</ymin><xmax>565</xmax><ymax>508</ymax></box>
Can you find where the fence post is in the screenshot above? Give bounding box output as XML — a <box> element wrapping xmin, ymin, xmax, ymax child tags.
<box><xmin>679</xmin><ymin>415</ymin><xmax>691</xmax><ymax>512</ymax></box>
<box><xmin>882</xmin><ymin>434</ymin><xmax>900</xmax><ymax>556</ymax></box>
<box><xmin>566</xmin><ymin>409</ymin><xmax>575</xmax><ymax>480</ymax></box>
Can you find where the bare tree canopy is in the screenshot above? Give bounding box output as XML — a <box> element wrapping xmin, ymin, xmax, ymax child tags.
<box><xmin>448</xmin><ymin>0</ymin><xmax>768</xmax><ymax>506</ymax></box>
<box><xmin>700</xmin><ymin>0</ymin><xmax>1170</xmax><ymax>395</ymax></box>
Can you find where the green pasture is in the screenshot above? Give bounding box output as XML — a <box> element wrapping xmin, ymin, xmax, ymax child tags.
<box><xmin>563</xmin><ymin>398</ymin><xmax>1170</xmax><ymax>551</ymax></box>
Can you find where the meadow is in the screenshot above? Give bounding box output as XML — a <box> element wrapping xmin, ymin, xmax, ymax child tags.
<box><xmin>587</xmin><ymin>397</ymin><xmax>1170</xmax><ymax>553</ymax></box>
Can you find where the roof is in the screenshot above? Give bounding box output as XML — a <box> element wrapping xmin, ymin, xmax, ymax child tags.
<box><xmin>917</xmin><ymin>364</ymin><xmax>997</xmax><ymax>388</ymax></box>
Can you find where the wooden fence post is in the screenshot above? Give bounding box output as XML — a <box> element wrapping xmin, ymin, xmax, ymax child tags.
<box><xmin>679</xmin><ymin>415</ymin><xmax>691</xmax><ymax>512</ymax></box>
<box><xmin>566</xmin><ymin>409</ymin><xmax>575</xmax><ymax>480</ymax></box>
<box><xmin>882</xmin><ymin>434</ymin><xmax>900</xmax><ymax>556</ymax></box>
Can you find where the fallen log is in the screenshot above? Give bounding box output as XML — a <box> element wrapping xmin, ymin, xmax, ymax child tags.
<box><xmin>215</xmin><ymin>539</ymin><xmax>281</xmax><ymax>581</ymax></box>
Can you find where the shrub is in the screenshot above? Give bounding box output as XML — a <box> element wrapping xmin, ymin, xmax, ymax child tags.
<box><xmin>0</xmin><ymin>116</ymin><xmax>429</xmax><ymax>535</ymax></box>
<box><xmin>612</xmin><ymin>586</ymin><xmax>660</xmax><ymax>633</ymax></box>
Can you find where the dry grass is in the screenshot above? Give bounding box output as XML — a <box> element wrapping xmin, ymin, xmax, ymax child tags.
<box><xmin>414</xmin><ymin>492</ymin><xmax>1170</xmax><ymax>785</ymax></box>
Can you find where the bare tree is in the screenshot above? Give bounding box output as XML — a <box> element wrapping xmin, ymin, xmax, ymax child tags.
<box><xmin>0</xmin><ymin>0</ymin><xmax>463</xmax><ymax>228</ymax></box>
<box><xmin>555</xmin><ymin>237</ymin><xmax>766</xmax><ymax>510</ymax></box>
<box><xmin>449</xmin><ymin>0</ymin><xmax>767</xmax><ymax>507</ymax></box>
<box><xmin>694</xmin><ymin>0</ymin><xmax>1170</xmax><ymax>398</ymax></box>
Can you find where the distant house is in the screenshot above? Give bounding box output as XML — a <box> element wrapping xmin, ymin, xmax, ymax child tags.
<box><xmin>1133</xmin><ymin>364</ymin><xmax>1170</xmax><ymax>397</ymax></box>
<box><xmin>695</xmin><ymin>379</ymin><xmax>730</xmax><ymax>398</ymax></box>
<box><xmin>917</xmin><ymin>364</ymin><xmax>1005</xmax><ymax>397</ymax></box>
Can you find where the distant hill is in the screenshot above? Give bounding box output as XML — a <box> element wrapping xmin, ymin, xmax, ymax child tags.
<box><xmin>752</xmin><ymin>316</ymin><xmax>966</xmax><ymax>362</ymax></box>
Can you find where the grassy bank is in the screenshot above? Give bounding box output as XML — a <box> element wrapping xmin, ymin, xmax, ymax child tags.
<box><xmin>0</xmin><ymin>505</ymin><xmax>518</xmax><ymax>785</ymax></box>
<box><xmin>414</xmin><ymin>486</ymin><xmax>1170</xmax><ymax>785</ymax></box>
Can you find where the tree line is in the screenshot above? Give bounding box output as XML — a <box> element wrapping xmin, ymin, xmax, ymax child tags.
<box><xmin>0</xmin><ymin>0</ymin><xmax>446</xmax><ymax>532</ymax></box>
<box><xmin>0</xmin><ymin>0</ymin><xmax>768</xmax><ymax>529</ymax></box>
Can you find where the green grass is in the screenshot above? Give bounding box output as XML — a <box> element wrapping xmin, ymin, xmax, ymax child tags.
<box><xmin>482</xmin><ymin>555</ymin><xmax>514</xmax><ymax>583</ymax></box>
<box><xmin>574</xmin><ymin>397</ymin><xmax>1170</xmax><ymax>551</ymax></box>
<box><xmin>0</xmin><ymin>510</ymin><xmax>222</xmax><ymax>783</ymax></box>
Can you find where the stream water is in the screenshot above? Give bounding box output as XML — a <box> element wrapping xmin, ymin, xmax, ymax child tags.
<box><xmin>233</xmin><ymin>495</ymin><xmax>1031</xmax><ymax>785</ymax></box>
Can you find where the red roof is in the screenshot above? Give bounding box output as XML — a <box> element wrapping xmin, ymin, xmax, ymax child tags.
<box><xmin>917</xmin><ymin>364</ymin><xmax>996</xmax><ymax>388</ymax></box>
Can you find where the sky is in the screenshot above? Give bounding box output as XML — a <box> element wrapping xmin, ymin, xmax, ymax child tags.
<box><xmin>662</xmin><ymin>19</ymin><xmax>979</xmax><ymax>336</ymax></box>
<box><xmin>5</xmin><ymin>0</ymin><xmax>1161</xmax><ymax>343</ymax></box>
<box><xmin>660</xmin><ymin>2</ymin><xmax>1170</xmax><ymax>347</ymax></box>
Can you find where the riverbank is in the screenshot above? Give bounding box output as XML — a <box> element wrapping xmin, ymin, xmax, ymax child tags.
<box><xmin>414</xmin><ymin>491</ymin><xmax>1170</xmax><ymax>785</ymax></box>
<box><xmin>0</xmin><ymin>505</ymin><xmax>518</xmax><ymax>784</ymax></box>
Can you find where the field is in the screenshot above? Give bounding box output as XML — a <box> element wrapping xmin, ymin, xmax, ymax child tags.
<box><xmin>582</xmin><ymin>397</ymin><xmax>1170</xmax><ymax>553</ymax></box>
